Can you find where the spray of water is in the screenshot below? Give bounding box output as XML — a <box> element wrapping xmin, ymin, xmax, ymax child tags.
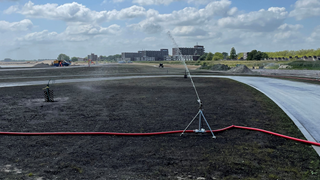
<box><xmin>167</xmin><ymin>31</ymin><xmax>201</xmax><ymax>105</ymax></box>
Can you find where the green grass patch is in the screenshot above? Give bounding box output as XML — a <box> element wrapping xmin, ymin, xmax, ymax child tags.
<box><xmin>198</xmin><ymin>60</ymin><xmax>293</xmax><ymax>68</ymax></box>
<box><xmin>288</xmin><ymin>61</ymin><xmax>320</xmax><ymax>70</ymax></box>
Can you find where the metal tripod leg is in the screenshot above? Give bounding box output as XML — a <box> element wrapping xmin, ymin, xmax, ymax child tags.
<box><xmin>181</xmin><ymin>109</ymin><xmax>216</xmax><ymax>138</ymax></box>
<box><xmin>199</xmin><ymin>110</ymin><xmax>201</xmax><ymax>131</ymax></box>
<box><xmin>180</xmin><ymin>110</ymin><xmax>200</xmax><ymax>136</ymax></box>
<box><xmin>200</xmin><ymin>110</ymin><xmax>216</xmax><ymax>138</ymax></box>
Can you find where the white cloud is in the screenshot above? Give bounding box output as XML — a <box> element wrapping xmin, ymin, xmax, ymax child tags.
<box><xmin>141</xmin><ymin>21</ymin><xmax>162</xmax><ymax>34</ymax></box>
<box><xmin>0</xmin><ymin>19</ymin><xmax>33</xmax><ymax>32</ymax></box>
<box><xmin>5</xmin><ymin>1</ymin><xmax>148</xmax><ymax>23</ymax></box>
<box><xmin>17</xmin><ymin>30</ymin><xmax>58</xmax><ymax>42</ymax></box>
<box><xmin>140</xmin><ymin>0</ymin><xmax>233</xmax><ymax>26</ymax></box>
<box><xmin>16</xmin><ymin>24</ymin><xmax>121</xmax><ymax>43</ymax></box>
<box><xmin>65</xmin><ymin>24</ymin><xmax>121</xmax><ymax>35</ymax></box>
<box><xmin>227</xmin><ymin>7</ymin><xmax>237</xmax><ymax>16</ymax></box>
<box><xmin>172</xmin><ymin>26</ymin><xmax>207</xmax><ymax>36</ymax></box>
<box><xmin>187</xmin><ymin>0</ymin><xmax>211</xmax><ymax>5</ymax></box>
<box><xmin>102</xmin><ymin>0</ymin><xmax>124</xmax><ymax>4</ymax></box>
<box><xmin>132</xmin><ymin>0</ymin><xmax>213</xmax><ymax>6</ymax></box>
<box><xmin>132</xmin><ymin>0</ymin><xmax>176</xmax><ymax>6</ymax></box>
<box><xmin>1</xmin><ymin>0</ymin><xmax>316</xmax><ymax>60</ymax></box>
<box><xmin>272</xmin><ymin>24</ymin><xmax>304</xmax><ymax>42</ymax></box>
<box><xmin>143</xmin><ymin>37</ymin><xmax>157</xmax><ymax>42</ymax></box>
<box><xmin>127</xmin><ymin>20</ymin><xmax>162</xmax><ymax>34</ymax></box>
<box><xmin>277</xmin><ymin>23</ymin><xmax>303</xmax><ymax>31</ymax></box>
<box><xmin>289</xmin><ymin>0</ymin><xmax>320</xmax><ymax>20</ymax></box>
<box><xmin>112</xmin><ymin>0</ymin><xmax>125</xmax><ymax>2</ymax></box>
<box><xmin>307</xmin><ymin>25</ymin><xmax>320</xmax><ymax>42</ymax></box>
<box><xmin>217</xmin><ymin>7</ymin><xmax>288</xmax><ymax>32</ymax></box>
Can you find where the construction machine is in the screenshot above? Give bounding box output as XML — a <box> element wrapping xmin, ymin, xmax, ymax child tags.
<box><xmin>53</xmin><ymin>60</ymin><xmax>70</xmax><ymax>67</ymax></box>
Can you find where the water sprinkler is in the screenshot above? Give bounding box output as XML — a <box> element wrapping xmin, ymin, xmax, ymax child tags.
<box><xmin>167</xmin><ymin>31</ymin><xmax>216</xmax><ymax>138</ymax></box>
<box><xmin>43</xmin><ymin>80</ymin><xmax>55</xmax><ymax>102</ymax></box>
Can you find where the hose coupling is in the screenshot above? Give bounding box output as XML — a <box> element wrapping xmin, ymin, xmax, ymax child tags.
<box><xmin>194</xmin><ymin>128</ymin><xmax>206</xmax><ymax>133</ymax></box>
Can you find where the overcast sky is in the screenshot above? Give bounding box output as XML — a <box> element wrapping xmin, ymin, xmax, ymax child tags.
<box><xmin>0</xmin><ymin>0</ymin><xmax>320</xmax><ymax>60</ymax></box>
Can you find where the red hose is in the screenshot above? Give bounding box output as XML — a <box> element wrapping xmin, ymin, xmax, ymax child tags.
<box><xmin>1</xmin><ymin>125</ymin><xmax>319</xmax><ymax>147</ymax></box>
<box><xmin>232</xmin><ymin>125</ymin><xmax>320</xmax><ymax>146</ymax></box>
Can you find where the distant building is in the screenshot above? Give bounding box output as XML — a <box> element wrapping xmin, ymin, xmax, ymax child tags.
<box><xmin>134</xmin><ymin>57</ymin><xmax>155</xmax><ymax>61</ymax></box>
<box><xmin>172</xmin><ymin>45</ymin><xmax>205</xmax><ymax>61</ymax></box>
<box><xmin>138</xmin><ymin>49</ymin><xmax>168</xmax><ymax>61</ymax></box>
<box><xmin>121</xmin><ymin>52</ymin><xmax>141</xmax><ymax>61</ymax></box>
<box><xmin>88</xmin><ymin>53</ymin><xmax>98</xmax><ymax>61</ymax></box>
<box><xmin>3</xmin><ymin>58</ymin><xmax>13</xmax><ymax>62</ymax></box>
<box><xmin>120</xmin><ymin>49</ymin><xmax>169</xmax><ymax>61</ymax></box>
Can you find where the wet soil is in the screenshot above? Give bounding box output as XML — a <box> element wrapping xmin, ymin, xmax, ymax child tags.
<box><xmin>0</xmin><ymin>65</ymin><xmax>319</xmax><ymax>179</ymax></box>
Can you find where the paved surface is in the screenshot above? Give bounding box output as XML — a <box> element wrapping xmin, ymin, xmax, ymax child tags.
<box><xmin>1</xmin><ymin>75</ymin><xmax>319</xmax><ymax>155</ymax></box>
<box><xmin>198</xmin><ymin>75</ymin><xmax>320</xmax><ymax>155</ymax></box>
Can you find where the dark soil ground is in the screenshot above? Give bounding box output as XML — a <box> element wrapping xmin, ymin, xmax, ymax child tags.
<box><xmin>0</xmin><ymin>65</ymin><xmax>319</xmax><ymax>179</ymax></box>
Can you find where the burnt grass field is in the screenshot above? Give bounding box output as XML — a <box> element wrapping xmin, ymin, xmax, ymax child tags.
<box><xmin>0</xmin><ymin>65</ymin><xmax>319</xmax><ymax>179</ymax></box>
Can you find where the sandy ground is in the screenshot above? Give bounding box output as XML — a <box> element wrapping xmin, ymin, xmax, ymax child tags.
<box><xmin>0</xmin><ymin>60</ymin><xmax>54</xmax><ymax>68</ymax></box>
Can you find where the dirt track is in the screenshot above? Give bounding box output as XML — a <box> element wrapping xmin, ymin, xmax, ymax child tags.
<box><xmin>0</xmin><ymin>65</ymin><xmax>319</xmax><ymax>179</ymax></box>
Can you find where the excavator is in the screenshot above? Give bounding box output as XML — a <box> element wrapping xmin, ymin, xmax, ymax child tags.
<box><xmin>52</xmin><ymin>60</ymin><xmax>70</xmax><ymax>67</ymax></box>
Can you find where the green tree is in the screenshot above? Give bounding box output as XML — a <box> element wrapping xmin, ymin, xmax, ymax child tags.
<box><xmin>237</xmin><ymin>53</ymin><xmax>244</xmax><ymax>59</ymax></box>
<box><xmin>247</xmin><ymin>50</ymin><xmax>257</xmax><ymax>60</ymax></box>
<box><xmin>71</xmin><ymin>57</ymin><xmax>78</xmax><ymax>62</ymax></box>
<box><xmin>57</xmin><ymin>54</ymin><xmax>70</xmax><ymax>61</ymax></box>
<box><xmin>261</xmin><ymin>52</ymin><xmax>269</xmax><ymax>60</ymax></box>
<box><xmin>247</xmin><ymin>50</ymin><xmax>268</xmax><ymax>60</ymax></box>
<box><xmin>222</xmin><ymin>52</ymin><xmax>228</xmax><ymax>60</ymax></box>
<box><xmin>205</xmin><ymin>52</ymin><xmax>214</xmax><ymax>61</ymax></box>
<box><xmin>254</xmin><ymin>51</ymin><xmax>263</xmax><ymax>60</ymax></box>
<box><xmin>265</xmin><ymin>48</ymin><xmax>320</xmax><ymax>58</ymax></box>
<box><xmin>230</xmin><ymin>47</ymin><xmax>237</xmax><ymax>59</ymax></box>
<box><xmin>199</xmin><ymin>53</ymin><xmax>208</xmax><ymax>61</ymax></box>
<box><xmin>105</xmin><ymin>54</ymin><xmax>121</xmax><ymax>61</ymax></box>
<box><xmin>213</xmin><ymin>52</ymin><xmax>224</xmax><ymax>60</ymax></box>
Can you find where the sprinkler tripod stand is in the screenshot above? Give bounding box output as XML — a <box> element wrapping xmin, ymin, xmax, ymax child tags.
<box><xmin>167</xmin><ymin>31</ymin><xmax>215</xmax><ymax>139</ymax></box>
<box><xmin>181</xmin><ymin>101</ymin><xmax>216</xmax><ymax>138</ymax></box>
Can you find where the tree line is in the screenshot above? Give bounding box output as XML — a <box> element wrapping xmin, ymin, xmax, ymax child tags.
<box><xmin>265</xmin><ymin>49</ymin><xmax>320</xmax><ymax>58</ymax></box>
<box><xmin>199</xmin><ymin>47</ymin><xmax>237</xmax><ymax>61</ymax></box>
<box><xmin>198</xmin><ymin>48</ymin><xmax>320</xmax><ymax>61</ymax></box>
